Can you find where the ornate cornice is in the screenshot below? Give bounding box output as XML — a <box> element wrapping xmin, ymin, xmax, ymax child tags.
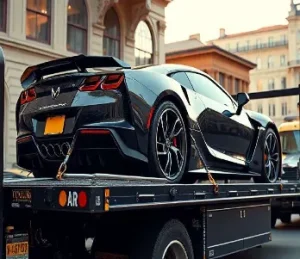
<box><xmin>97</xmin><ymin>0</ymin><xmax>119</xmax><ymax>25</ymax></box>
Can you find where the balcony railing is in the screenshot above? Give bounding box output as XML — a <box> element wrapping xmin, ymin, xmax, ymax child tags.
<box><xmin>288</xmin><ymin>60</ymin><xmax>300</xmax><ymax>67</ymax></box>
<box><xmin>228</xmin><ymin>40</ymin><xmax>288</xmax><ymax>53</ymax></box>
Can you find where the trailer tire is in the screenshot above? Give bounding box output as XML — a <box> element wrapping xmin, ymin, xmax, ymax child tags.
<box><xmin>280</xmin><ymin>213</ymin><xmax>291</xmax><ymax>224</ymax></box>
<box><xmin>271</xmin><ymin>213</ymin><xmax>277</xmax><ymax>228</ymax></box>
<box><xmin>131</xmin><ymin>219</ymin><xmax>194</xmax><ymax>259</ymax></box>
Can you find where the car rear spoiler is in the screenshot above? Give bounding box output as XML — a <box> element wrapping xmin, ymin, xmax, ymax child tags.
<box><xmin>20</xmin><ymin>55</ymin><xmax>131</xmax><ymax>89</ymax></box>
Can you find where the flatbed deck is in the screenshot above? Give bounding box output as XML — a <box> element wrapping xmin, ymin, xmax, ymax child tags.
<box><xmin>4</xmin><ymin>174</ymin><xmax>300</xmax><ymax>213</ymax></box>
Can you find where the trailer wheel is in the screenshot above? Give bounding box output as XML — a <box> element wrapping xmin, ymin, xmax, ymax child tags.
<box><xmin>132</xmin><ymin>219</ymin><xmax>194</xmax><ymax>259</ymax></box>
<box><xmin>271</xmin><ymin>213</ymin><xmax>277</xmax><ymax>228</ymax></box>
<box><xmin>280</xmin><ymin>213</ymin><xmax>291</xmax><ymax>224</ymax></box>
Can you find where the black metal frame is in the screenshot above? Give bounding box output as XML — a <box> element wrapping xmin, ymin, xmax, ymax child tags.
<box><xmin>0</xmin><ymin>47</ymin><xmax>5</xmax><ymax>258</ymax></box>
<box><xmin>4</xmin><ymin>177</ymin><xmax>300</xmax><ymax>213</ymax></box>
<box><xmin>232</xmin><ymin>86</ymin><xmax>300</xmax><ymax>100</ymax></box>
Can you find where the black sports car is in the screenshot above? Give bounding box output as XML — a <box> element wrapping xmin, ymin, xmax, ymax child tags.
<box><xmin>16</xmin><ymin>55</ymin><xmax>282</xmax><ymax>183</ymax></box>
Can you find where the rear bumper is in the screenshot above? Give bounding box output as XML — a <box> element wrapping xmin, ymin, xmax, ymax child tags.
<box><xmin>16</xmin><ymin>124</ymin><xmax>148</xmax><ymax>176</ymax></box>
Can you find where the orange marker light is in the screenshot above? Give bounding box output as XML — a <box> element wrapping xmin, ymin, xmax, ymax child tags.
<box><xmin>104</xmin><ymin>188</ymin><xmax>110</xmax><ymax>211</ymax></box>
<box><xmin>58</xmin><ymin>190</ymin><xmax>67</xmax><ymax>207</ymax></box>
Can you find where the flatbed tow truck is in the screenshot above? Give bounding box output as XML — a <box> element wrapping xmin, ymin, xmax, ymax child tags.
<box><xmin>1</xmin><ymin>48</ymin><xmax>300</xmax><ymax>259</ymax></box>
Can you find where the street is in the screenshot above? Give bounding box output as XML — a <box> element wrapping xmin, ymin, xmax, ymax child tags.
<box><xmin>225</xmin><ymin>214</ymin><xmax>300</xmax><ymax>259</ymax></box>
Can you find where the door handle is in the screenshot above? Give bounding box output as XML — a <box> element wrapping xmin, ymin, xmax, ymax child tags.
<box><xmin>240</xmin><ymin>210</ymin><xmax>246</xmax><ymax>218</ymax></box>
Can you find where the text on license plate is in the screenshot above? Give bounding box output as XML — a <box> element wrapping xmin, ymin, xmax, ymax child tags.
<box><xmin>6</xmin><ymin>242</ymin><xmax>28</xmax><ymax>257</ymax></box>
<box><xmin>44</xmin><ymin>115</ymin><xmax>65</xmax><ymax>135</ymax></box>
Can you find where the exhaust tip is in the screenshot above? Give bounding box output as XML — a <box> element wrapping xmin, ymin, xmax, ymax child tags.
<box><xmin>61</xmin><ymin>142</ymin><xmax>71</xmax><ymax>156</ymax></box>
<box><xmin>47</xmin><ymin>144</ymin><xmax>55</xmax><ymax>158</ymax></box>
<box><xmin>40</xmin><ymin>144</ymin><xmax>48</xmax><ymax>157</ymax></box>
<box><xmin>54</xmin><ymin>143</ymin><xmax>62</xmax><ymax>157</ymax></box>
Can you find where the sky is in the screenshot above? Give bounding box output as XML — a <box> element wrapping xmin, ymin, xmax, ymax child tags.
<box><xmin>165</xmin><ymin>0</ymin><xmax>292</xmax><ymax>44</ymax></box>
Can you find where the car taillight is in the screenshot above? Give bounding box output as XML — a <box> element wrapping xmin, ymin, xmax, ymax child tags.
<box><xmin>79</xmin><ymin>74</ymin><xmax>124</xmax><ymax>92</ymax></box>
<box><xmin>20</xmin><ymin>87</ymin><xmax>36</xmax><ymax>105</ymax></box>
<box><xmin>101</xmin><ymin>74</ymin><xmax>124</xmax><ymax>90</ymax></box>
<box><xmin>79</xmin><ymin>76</ymin><xmax>103</xmax><ymax>91</ymax></box>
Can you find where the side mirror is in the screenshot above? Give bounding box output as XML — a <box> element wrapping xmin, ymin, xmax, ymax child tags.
<box><xmin>236</xmin><ymin>92</ymin><xmax>249</xmax><ymax>115</ymax></box>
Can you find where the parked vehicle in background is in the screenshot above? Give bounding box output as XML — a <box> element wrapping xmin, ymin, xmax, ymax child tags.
<box><xmin>271</xmin><ymin>105</ymin><xmax>300</xmax><ymax>228</ymax></box>
<box><xmin>279</xmin><ymin>114</ymin><xmax>300</xmax><ymax>182</ymax></box>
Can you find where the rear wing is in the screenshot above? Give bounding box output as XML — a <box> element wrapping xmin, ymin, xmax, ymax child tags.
<box><xmin>20</xmin><ymin>55</ymin><xmax>131</xmax><ymax>89</ymax></box>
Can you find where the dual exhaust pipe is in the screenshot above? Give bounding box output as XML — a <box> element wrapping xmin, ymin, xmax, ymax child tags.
<box><xmin>39</xmin><ymin>142</ymin><xmax>70</xmax><ymax>158</ymax></box>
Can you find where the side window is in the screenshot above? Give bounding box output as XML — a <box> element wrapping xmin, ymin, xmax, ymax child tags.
<box><xmin>169</xmin><ymin>72</ymin><xmax>194</xmax><ymax>90</ymax></box>
<box><xmin>186</xmin><ymin>72</ymin><xmax>233</xmax><ymax>107</ymax></box>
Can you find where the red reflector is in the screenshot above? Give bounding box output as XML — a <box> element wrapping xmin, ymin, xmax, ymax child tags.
<box><xmin>80</xmin><ymin>129</ymin><xmax>110</xmax><ymax>135</ymax></box>
<box><xmin>78</xmin><ymin>191</ymin><xmax>87</xmax><ymax>208</ymax></box>
<box><xmin>147</xmin><ymin>107</ymin><xmax>155</xmax><ymax>129</ymax></box>
<box><xmin>17</xmin><ymin>136</ymin><xmax>32</xmax><ymax>143</ymax></box>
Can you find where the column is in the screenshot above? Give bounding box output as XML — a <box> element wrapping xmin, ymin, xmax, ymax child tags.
<box><xmin>8</xmin><ymin>0</ymin><xmax>27</xmax><ymax>40</ymax></box>
<box><xmin>157</xmin><ymin>20</ymin><xmax>167</xmax><ymax>64</ymax></box>
<box><xmin>214</xmin><ymin>70</ymin><xmax>219</xmax><ymax>82</ymax></box>
<box><xmin>91</xmin><ymin>24</ymin><xmax>105</xmax><ymax>56</ymax></box>
<box><xmin>53</xmin><ymin>0</ymin><xmax>68</xmax><ymax>52</ymax></box>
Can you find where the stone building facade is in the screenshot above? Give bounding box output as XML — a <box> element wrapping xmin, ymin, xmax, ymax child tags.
<box><xmin>207</xmin><ymin>0</ymin><xmax>300</xmax><ymax>126</ymax></box>
<box><xmin>0</xmin><ymin>0</ymin><xmax>170</xmax><ymax>168</ymax></box>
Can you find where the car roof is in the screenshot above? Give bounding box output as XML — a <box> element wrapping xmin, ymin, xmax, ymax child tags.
<box><xmin>133</xmin><ymin>64</ymin><xmax>203</xmax><ymax>75</ymax></box>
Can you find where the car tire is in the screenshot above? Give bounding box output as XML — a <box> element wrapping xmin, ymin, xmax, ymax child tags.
<box><xmin>254</xmin><ymin>127</ymin><xmax>281</xmax><ymax>183</ymax></box>
<box><xmin>148</xmin><ymin>101</ymin><xmax>188</xmax><ymax>183</ymax></box>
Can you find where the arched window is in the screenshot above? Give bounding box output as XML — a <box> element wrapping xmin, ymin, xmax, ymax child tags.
<box><xmin>26</xmin><ymin>0</ymin><xmax>51</xmax><ymax>43</ymax></box>
<box><xmin>103</xmin><ymin>8</ymin><xmax>120</xmax><ymax>58</ymax></box>
<box><xmin>135</xmin><ymin>21</ymin><xmax>153</xmax><ymax>66</ymax></box>
<box><xmin>67</xmin><ymin>0</ymin><xmax>88</xmax><ymax>54</ymax></box>
<box><xmin>0</xmin><ymin>0</ymin><xmax>7</xmax><ymax>32</ymax></box>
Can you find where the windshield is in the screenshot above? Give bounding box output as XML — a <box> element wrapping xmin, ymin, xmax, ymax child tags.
<box><xmin>280</xmin><ymin>130</ymin><xmax>300</xmax><ymax>154</ymax></box>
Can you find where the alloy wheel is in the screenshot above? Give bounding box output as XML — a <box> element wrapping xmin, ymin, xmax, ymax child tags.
<box><xmin>264</xmin><ymin>132</ymin><xmax>280</xmax><ymax>182</ymax></box>
<box><xmin>156</xmin><ymin>108</ymin><xmax>187</xmax><ymax>181</ymax></box>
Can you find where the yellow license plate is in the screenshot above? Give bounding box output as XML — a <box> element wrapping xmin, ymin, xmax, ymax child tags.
<box><xmin>6</xmin><ymin>242</ymin><xmax>28</xmax><ymax>257</ymax></box>
<box><xmin>44</xmin><ymin>115</ymin><xmax>65</xmax><ymax>135</ymax></box>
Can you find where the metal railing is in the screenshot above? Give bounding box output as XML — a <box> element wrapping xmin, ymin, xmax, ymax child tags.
<box><xmin>229</xmin><ymin>40</ymin><xmax>288</xmax><ymax>53</ymax></box>
<box><xmin>288</xmin><ymin>60</ymin><xmax>300</xmax><ymax>67</ymax></box>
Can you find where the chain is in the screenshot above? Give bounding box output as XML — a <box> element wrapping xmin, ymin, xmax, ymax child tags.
<box><xmin>56</xmin><ymin>138</ymin><xmax>76</xmax><ymax>180</ymax></box>
<box><xmin>190</xmin><ymin>134</ymin><xmax>219</xmax><ymax>194</ymax></box>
